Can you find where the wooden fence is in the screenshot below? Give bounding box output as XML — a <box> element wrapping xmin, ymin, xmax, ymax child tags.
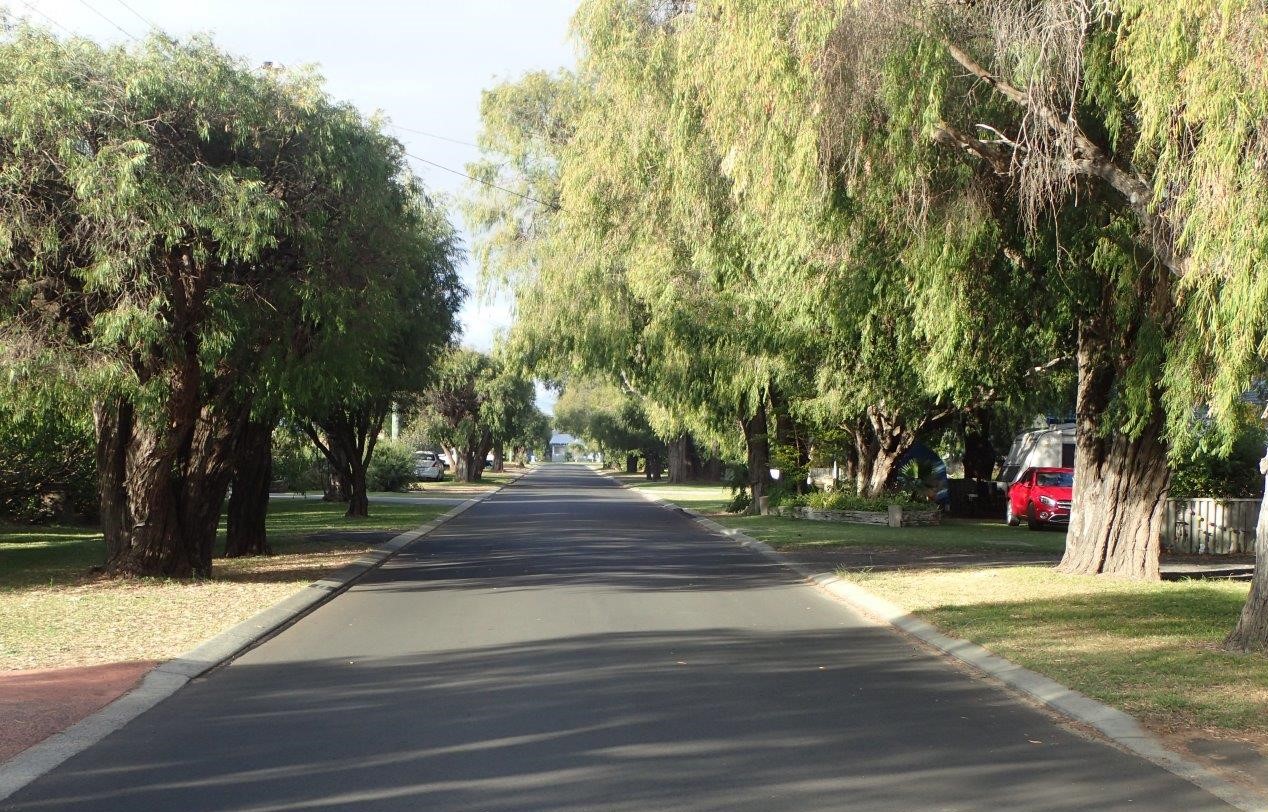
<box><xmin>1164</xmin><ymin>498</ymin><xmax>1260</xmax><ymax>554</ymax></box>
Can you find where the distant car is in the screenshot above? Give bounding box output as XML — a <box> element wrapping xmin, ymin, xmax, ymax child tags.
<box><xmin>414</xmin><ymin>451</ymin><xmax>446</xmax><ymax>482</ymax></box>
<box><xmin>1007</xmin><ymin>467</ymin><xmax>1073</xmax><ymax>529</ymax></box>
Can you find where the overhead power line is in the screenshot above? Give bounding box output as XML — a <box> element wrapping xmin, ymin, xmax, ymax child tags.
<box><xmin>75</xmin><ymin>0</ymin><xmax>137</xmax><ymax>40</ymax></box>
<box><xmin>18</xmin><ymin>0</ymin><xmax>75</xmax><ymax>34</ymax></box>
<box><xmin>391</xmin><ymin>124</ymin><xmax>482</xmax><ymax>150</ymax></box>
<box><xmin>405</xmin><ymin>152</ymin><xmax>558</xmax><ymax>211</ymax></box>
<box><xmin>110</xmin><ymin>0</ymin><xmax>160</xmax><ymax>31</ymax></box>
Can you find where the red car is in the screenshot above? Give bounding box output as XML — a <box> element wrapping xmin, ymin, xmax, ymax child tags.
<box><xmin>1006</xmin><ymin>467</ymin><xmax>1074</xmax><ymax>529</ymax></box>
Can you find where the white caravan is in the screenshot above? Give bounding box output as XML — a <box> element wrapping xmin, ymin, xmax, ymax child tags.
<box><xmin>999</xmin><ymin>423</ymin><xmax>1077</xmax><ymax>484</ymax></box>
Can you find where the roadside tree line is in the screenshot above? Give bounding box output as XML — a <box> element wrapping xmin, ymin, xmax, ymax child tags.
<box><xmin>0</xmin><ymin>24</ymin><xmax>478</xmax><ymax>577</ymax></box>
<box><xmin>467</xmin><ymin>1</ymin><xmax>1268</xmax><ymax>652</ymax></box>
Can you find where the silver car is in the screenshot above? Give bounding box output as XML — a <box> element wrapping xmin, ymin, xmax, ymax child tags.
<box><xmin>413</xmin><ymin>451</ymin><xmax>446</xmax><ymax>482</ymax></box>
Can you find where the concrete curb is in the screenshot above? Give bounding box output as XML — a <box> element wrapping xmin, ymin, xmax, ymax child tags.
<box><xmin>611</xmin><ymin>474</ymin><xmax>1267</xmax><ymax>812</ymax></box>
<box><xmin>0</xmin><ymin>475</ymin><xmax>521</xmax><ymax>803</ymax></box>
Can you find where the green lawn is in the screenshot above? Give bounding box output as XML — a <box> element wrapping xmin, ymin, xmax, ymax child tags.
<box><xmin>719</xmin><ymin>516</ymin><xmax>1066</xmax><ymax>556</ymax></box>
<box><xmin>0</xmin><ymin>498</ymin><xmax>447</xmax><ymax>671</ymax></box>
<box><xmin>622</xmin><ymin>474</ymin><xmax>1063</xmax><ymax>556</ymax></box>
<box><xmin>620</xmin><ymin>476</ymin><xmax>734</xmax><ymax>513</ymax></box>
<box><xmin>0</xmin><ymin>499</ymin><xmax>445</xmax><ymax>591</ymax></box>
<box><xmin>846</xmin><ymin>566</ymin><xmax>1264</xmax><ymax>737</ymax></box>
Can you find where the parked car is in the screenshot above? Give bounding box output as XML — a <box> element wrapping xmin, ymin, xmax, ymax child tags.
<box><xmin>413</xmin><ymin>451</ymin><xmax>446</xmax><ymax>482</ymax></box>
<box><xmin>1006</xmin><ymin>466</ymin><xmax>1074</xmax><ymax>529</ymax></box>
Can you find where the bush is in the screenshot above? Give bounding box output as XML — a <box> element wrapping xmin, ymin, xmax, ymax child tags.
<box><xmin>271</xmin><ymin>425</ymin><xmax>327</xmax><ymax>494</ymax></box>
<box><xmin>725</xmin><ymin>490</ymin><xmax>752</xmax><ymax>513</ymax></box>
<box><xmin>368</xmin><ymin>441</ymin><xmax>416</xmax><ymax>492</ymax></box>
<box><xmin>805</xmin><ymin>490</ymin><xmax>910</xmax><ymax>512</ymax></box>
<box><xmin>1171</xmin><ymin>422</ymin><xmax>1266</xmax><ymax>499</ymax></box>
<box><xmin>0</xmin><ymin>402</ymin><xmax>96</xmax><ymax>524</ymax></box>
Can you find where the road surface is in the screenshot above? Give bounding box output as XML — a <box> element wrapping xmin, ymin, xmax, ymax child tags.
<box><xmin>3</xmin><ymin>465</ymin><xmax>1234</xmax><ymax>810</ymax></box>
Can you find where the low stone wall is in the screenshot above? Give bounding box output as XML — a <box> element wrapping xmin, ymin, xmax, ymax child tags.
<box><xmin>772</xmin><ymin>505</ymin><xmax>941</xmax><ymax>527</ymax></box>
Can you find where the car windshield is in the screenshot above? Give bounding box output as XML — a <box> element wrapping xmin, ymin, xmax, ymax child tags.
<box><xmin>1037</xmin><ymin>472</ymin><xmax>1073</xmax><ymax>487</ymax></box>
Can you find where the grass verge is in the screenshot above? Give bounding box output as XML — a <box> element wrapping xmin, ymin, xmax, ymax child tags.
<box><xmin>843</xmin><ymin>567</ymin><xmax>1264</xmax><ymax>741</ymax></box>
<box><xmin>0</xmin><ymin>498</ymin><xmax>447</xmax><ymax>671</ymax></box>
<box><xmin>621</xmin><ymin>473</ymin><xmax>1062</xmax><ymax>556</ymax></box>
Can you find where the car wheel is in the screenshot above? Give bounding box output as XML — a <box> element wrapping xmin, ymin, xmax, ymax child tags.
<box><xmin>1006</xmin><ymin>502</ymin><xmax>1019</xmax><ymax>527</ymax></box>
<box><xmin>1026</xmin><ymin>502</ymin><xmax>1042</xmax><ymax>530</ymax></box>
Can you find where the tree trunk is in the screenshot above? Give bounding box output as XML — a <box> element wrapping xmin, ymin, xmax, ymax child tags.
<box><xmin>626</xmin><ymin>453</ymin><xmax>639</xmax><ymax>474</ymax></box>
<box><xmin>644</xmin><ymin>448</ymin><xmax>663</xmax><ymax>480</ymax></box>
<box><xmin>225</xmin><ymin>417</ymin><xmax>275</xmax><ymax>557</ymax></box>
<box><xmin>740</xmin><ymin>399</ymin><xmax>771</xmax><ymax>512</ymax></box>
<box><xmin>492</xmin><ymin>442</ymin><xmax>505</xmax><ymax>473</ymax></box>
<box><xmin>94</xmin><ymin>399</ymin><xmax>132</xmax><ymax>566</ymax></box>
<box><xmin>345</xmin><ymin>453</ymin><xmax>369</xmax><ymax>518</ymax></box>
<box><xmin>97</xmin><ymin>397</ymin><xmax>245</xmax><ymax>578</ymax></box>
<box><xmin>667</xmin><ymin>434</ymin><xmax>690</xmax><ymax>483</ymax></box>
<box><xmin>1225</xmin><ymin>448</ymin><xmax>1268</xmax><ymax>652</ymax></box>
<box><xmin>961</xmin><ymin>408</ymin><xmax>996</xmax><ymax>480</ymax></box>
<box><xmin>1058</xmin><ymin>327</ymin><xmax>1168</xmax><ymax>579</ymax></box>
<box><xmin>853</xmin><ymin>409</ymin><xmax>918</xmax><ymax>498</ymax></box>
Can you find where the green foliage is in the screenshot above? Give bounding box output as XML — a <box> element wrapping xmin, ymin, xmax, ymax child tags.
<box><xmin>805</xmin><ymin>490</ymin><xmax>912</xmax><ymax>512</ymax></box>
<box><xmin>1170</xmin><ymin>421</ymin><xmax>1267</xmax><ymax>500</ymax></box>
<box><xmin>724</xmin><ymin>491</ymin><xmax>752</xmax><ymax>514</ymax></box>
<box><xmin>271</xmin><ymin>424</ymin><xmax>326</xmax><ymax>495</ymax></box>
<box><xmin>367</xmin><ymin>441</ymin><xmax>417</xmax><ymax>492</ymax></box>
<box><xmin>0</xmin><ymin>398</ymin><xmax>96</xmax><ymax>523</ymax></box>
<box><xmin>416</xmin><ymin>346</ymin><xmax>541</xmax><ymax>470</ymax></box>
<box><xmin>553</xmin><ymin>378</ymin><xmax>662</xmax><ymax>461</ymax></box>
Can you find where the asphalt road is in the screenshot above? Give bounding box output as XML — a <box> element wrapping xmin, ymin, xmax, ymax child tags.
<box><xmin>4</xmin><ymin>465</ymin><xmax>1234</xmax><ymax>811</ymax></box>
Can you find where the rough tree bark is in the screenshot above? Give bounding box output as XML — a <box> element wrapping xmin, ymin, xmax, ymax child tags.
<box><xmin>1058</xmin><ymin>327</ymin><xmax>1169</xmax><ymax>579</ymax></box>
<box><xmin>853</xmin><ymin>400</ymin><xmax>961</xmax><ymax>497</ymax></box>
<box><xmin>492</xmin><ymin>441</ymin><xmax>505</xmax><ymax>473</ymax></box>
<box><xmin>625</xmin><ymin>453</ymin><xmax>639</xmax><ymax>474</ymax></box>
<box><xmin>95</xmin><ymin>390</ymin><xmax>247</xmax><ymax>578</ymax></box>
<box><xmin>666</xmin><ymin>433</ymin><xmax>698</xmax><ymax>483</ymax></box>
<box><xmin>740</xmin><ymin>398</ymin><xmax>771</xmax><ymax>512</ymax></box>
<box><xmin>225</xmin><ymin>416</ymin><xmax>275</xmax><ymax>557</ymax></box>
<box><xmin>1225</xmin><ymin>449</ymin><xmax>1268</xmax><ymax>651</ymax></box>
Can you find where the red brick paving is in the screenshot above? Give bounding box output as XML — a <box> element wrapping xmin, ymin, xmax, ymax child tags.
<box><xmin>0</xmin><ymin>661</ymin><xmax>158</xmax><ymax>762</ymax></box>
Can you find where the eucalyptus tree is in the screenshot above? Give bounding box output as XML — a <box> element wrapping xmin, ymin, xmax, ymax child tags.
<box><xmin>0</xmin><ymin>27</ymin><xmax>459</xmax><ymax>576</ymax></box>
<box><xmin>471</xmin><ymin>7</ymin><xmax>793</xmax><ymax>506</ymax></box>
<box><xmin>418</xmin><ymin>347</ymin><xmax>538</xmax><ymax>482</ymax></box>
<box><xmin>289</xmin><ymin>196</ymin><xmax>462</xmax><ymax>518</ymax></box>
<box><xmin>570</xmin><ymin>0</ymin><xmax>1070</xmax><ymax>500</ymax></box>
<box><xmin>553</xmin><ymin>378</ymin><xmax>664</xmax><ymax>473</ymax></box>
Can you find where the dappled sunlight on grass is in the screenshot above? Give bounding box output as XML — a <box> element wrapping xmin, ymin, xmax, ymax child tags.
<box><xmin>845</xmin><ymin>566</ymin><xmax>1265</xmax><ymax>735</ymax></box>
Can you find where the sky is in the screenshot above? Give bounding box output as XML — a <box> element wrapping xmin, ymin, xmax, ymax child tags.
<box><xmin>12</xmin><ymin>0</ymin><xmax>575</xmax><ymax>412</ymax></box>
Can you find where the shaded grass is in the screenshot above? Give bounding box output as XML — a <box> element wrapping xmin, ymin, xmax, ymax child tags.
<box><xmin>719</xmin><ymin>516</ymin><xmax>1066</xmax><ymax>556</ymax></box>
<box><xmin>624</xmin><ymin>474</ymin><xmax>1064</xmax><ymax>556</ymax></box>
<box><xmin>845</xmin><ymin>566</ymin><xmax>1265</xmax><ymax>737</ymax></box>
<box><xmin>0</xmin><ymin>499</ymin><xmax>445</xmax><ymax>671</ymax></box>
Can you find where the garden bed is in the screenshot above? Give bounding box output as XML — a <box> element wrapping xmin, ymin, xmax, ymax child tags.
<box><xmin>773</xmin><ymin>504</ymin><xmax>941</xmax><ymax>527</ymax></box>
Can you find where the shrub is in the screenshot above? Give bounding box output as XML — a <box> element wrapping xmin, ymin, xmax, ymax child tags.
<box><xmin>805</xmin><ymin>490</ymin><xmax>910</xmax><ymax>512</ymax></box>
<box><xmin>271</xmin><ymin>425</ymin><xmax>327</xmax><ymax>494</ymax></box>
<box><xmin>368</xmin><ymin>441</ymin><xmax>416</xmax><ymax>492</ymax></box>
<box><xmin>725</xmin><ymin>490</ymin><xmax>752</xmax><ymax>514</ymax></box>
<box><xmin>0</xmin><ymin>402</ymin><xmax>96</xmax><ymax>524</ymax></box>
